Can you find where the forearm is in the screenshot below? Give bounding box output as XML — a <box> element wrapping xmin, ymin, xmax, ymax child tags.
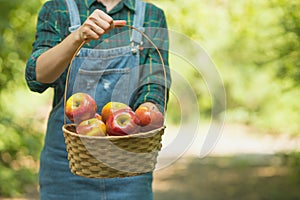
<box><xmin>36</xmin><ymin>31</ymin><xmax>83</xmax><ymax>83</ymax></box>
<box><xmin>35</xmin><ymin>9</ymin><xmax>117</xmax><ymax>84</ymax></box>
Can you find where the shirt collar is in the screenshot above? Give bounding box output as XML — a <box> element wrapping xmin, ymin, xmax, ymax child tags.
<box><xmin>87</xmin><ymin>0</ymin><xmax>135</xmax><ymax>12</ymax></box>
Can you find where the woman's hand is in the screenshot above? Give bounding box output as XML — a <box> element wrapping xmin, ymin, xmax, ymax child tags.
<box><xmin>35</xmin><ymin>10</ymin><xmax>126</xmax><ymax>84</ymax></box>
<box><xmin>36</xmin><ymin>9</ymin><xmax>114</xmax><ymax>83</ymax></box>
<box><xmin>75</xmin><ymin>9</ymin><xmax>114</xmax><ymax>43</ymax></box>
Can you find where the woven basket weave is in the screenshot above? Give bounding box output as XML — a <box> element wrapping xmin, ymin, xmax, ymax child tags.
<box><xmin>62</xmin><ymin>25</ymin><xmax>168</xmax><ymax>178</ymax></box>
<box><xmin>63</xmin><ymin>124</ymin><xmax>165</xmax><ymax>178</ymax></box>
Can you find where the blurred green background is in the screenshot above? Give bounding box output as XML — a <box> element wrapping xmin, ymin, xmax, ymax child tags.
<box><xmin>0</xmin><ymin>0</ymin><xmax>299</xmax><ymax>199</ymax></box>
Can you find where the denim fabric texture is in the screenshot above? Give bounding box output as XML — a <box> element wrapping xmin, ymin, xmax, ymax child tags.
<box><xmin>39</xmin><ymin>1</ymin><xmax>154</xmax><ymax>199</ymax></box>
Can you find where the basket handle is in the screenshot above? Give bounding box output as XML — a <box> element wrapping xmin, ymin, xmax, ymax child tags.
<box><xmin>64</xmin><ymin>23</ymin><xmax>168</xmax><ymax>124</ymax></box>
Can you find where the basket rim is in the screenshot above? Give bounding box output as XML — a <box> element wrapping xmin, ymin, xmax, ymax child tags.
<box><xmin>62</xmin><ymin>124</ymin><xmax>165</xmax><ymax>140</ymax></box>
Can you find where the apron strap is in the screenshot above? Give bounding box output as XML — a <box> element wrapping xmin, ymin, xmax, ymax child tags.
<box><xmin>66</xmin><ymin>0</ymin><xmax>81</xmax><ymax>33</ymax></box>
<box><xmin>130</xmin><ymin>0</ymin><xmax>146</xmax><ymax>45</ymax></box>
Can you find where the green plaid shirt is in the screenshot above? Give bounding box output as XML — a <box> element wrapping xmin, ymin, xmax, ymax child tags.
<box><xmin>26</xmin><ymin>0</ymin><xmax>170</xmax><ymax>112</ymax></box>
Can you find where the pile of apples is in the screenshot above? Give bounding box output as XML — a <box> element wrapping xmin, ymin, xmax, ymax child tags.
<box><xmin>65</xmin><ymin>92</ymin><xmax>164</xmax><ymax>137</ymax></box>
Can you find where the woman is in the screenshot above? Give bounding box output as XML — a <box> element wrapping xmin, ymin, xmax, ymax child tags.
<box><xmin>25</xmin><ymin>0</ymin><xmax>171</xmax><ymax>199</ymax></box>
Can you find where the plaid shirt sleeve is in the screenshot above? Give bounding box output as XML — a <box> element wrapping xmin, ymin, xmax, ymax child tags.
<box><xmin>25</xmin><ymin>1</ymin><xmax>64</xmax><ymax>93</ymax></box>
<box><xmin>132</xmin><ymin>5</ymin><xmax>171</xmax><ymax>113</ymax></box>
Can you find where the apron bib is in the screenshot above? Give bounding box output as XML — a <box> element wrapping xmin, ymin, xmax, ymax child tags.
<box><xmin>39</xmin><ymin>1</ymin><xmax>154</xmax><ymax>199</ymax></box>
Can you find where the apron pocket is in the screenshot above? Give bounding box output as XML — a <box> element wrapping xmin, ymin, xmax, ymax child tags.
<box><xmin>73</xmin><ymin>68</ymin><xmax>131</xmax><ymax>111</ymax></box>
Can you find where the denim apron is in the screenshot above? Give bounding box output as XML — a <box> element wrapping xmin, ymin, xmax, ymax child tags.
<box><xmin>39</xmin><ymin>1</ymin><xmax>153</xmax><ymax>199</ymax></box>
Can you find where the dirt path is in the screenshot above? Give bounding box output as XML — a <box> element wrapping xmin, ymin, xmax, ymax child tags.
<box><xmin>153</xmin><ymin>155</ymin><xmax>300</xmax><ymax>200</ymax></box>
<box><xmin>152</xmin><ymin>123</ymin><xmax>300</xmax><ymax>200</ymax></box>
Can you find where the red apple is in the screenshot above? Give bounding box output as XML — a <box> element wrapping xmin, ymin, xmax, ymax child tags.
<box><xmin>106</xmin><ymin>109</ymin><xmax>140</xmax><ymax>136</ymax></box>
<box><xmin>101</xmin><ymin>101</ymin><xmax>131</xmax><ymax>123</ymax></box>
<box><xmin>65</xmin><ymin>93</ymin><xmax>97</xmax><ymax>124</ymax></box>
<box><xmin>135</xmin><ymin>102</ymin><xmax>164</xmax><ymax>132</ymax></box>
<box><xmin>135</xmin><ymin>106</ymin><xmax>151</xmax><ymax>126</ymax></box>
<box><xmin>76</xmin><ymin>117</ymin><xmax>106</xmax><ymax>136</ymax></box>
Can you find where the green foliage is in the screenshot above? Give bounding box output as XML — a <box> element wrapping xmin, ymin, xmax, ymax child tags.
<box><xmin>0</xmin><ymin>121</ymin><xmax>42</xmax><ymax>196</ymax></box>
<box><xmin>270</xmin><ymin>0</ymin><xmax>300</xmax><ymax>82</ymax></box>
<box><xmin>155</xmin><ymin>0</ymin><xmax>300</xmax><ymax>135</ymax></box>
<box><xmin>0</xmin><ymin>0</ymin><xmax>45</xmax><ymax>197</ymax></box>
<box><xmin>0</xmin><ymin>0</ymin><xmax>44</xmax><ymax>90</ymax></box>
<box><xmin>0</xmin><ymin>106</ymin><xmax>44</xmax><ymax>196</ymax></box>
<box><xmin>215</xmin><ymin>0</ymin><xmax>300</xmax><ymax>134</ymax></box>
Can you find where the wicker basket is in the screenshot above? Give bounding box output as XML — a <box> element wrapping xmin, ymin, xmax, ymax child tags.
<box><xmin>62</xmin><ymin>25</ymin><xmax>168</xmax><ymax>178</ymax></box>
<box><xmin>63</xmin><ymin>124</ymin><xmax>165</xmax><ymax>178</ymax></box>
